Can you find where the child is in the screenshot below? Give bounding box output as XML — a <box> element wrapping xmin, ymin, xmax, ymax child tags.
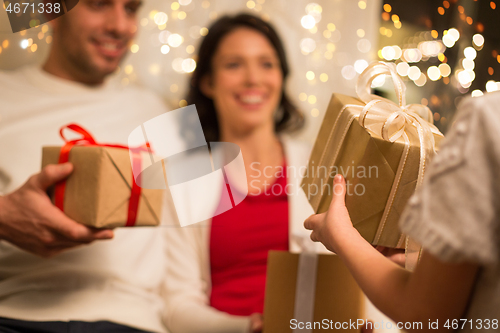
<box><xmin>305</xmin><ymin>92</ymin><xmax>500</xmax><ymax>332</ymax></box>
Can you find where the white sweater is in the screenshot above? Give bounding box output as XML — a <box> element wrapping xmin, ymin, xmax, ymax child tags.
<box><xmin>0</xmin><ymin>66</ymin><xmax>171</xmax><ymax>333</ymax></box>
<box><xmin>162</xmin><ymin>136</ymin><xmax>325</xmax><ymax>333</ymax></box>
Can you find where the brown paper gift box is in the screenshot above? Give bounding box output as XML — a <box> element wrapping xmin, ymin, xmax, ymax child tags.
<box><xmin>301</xmin><ymin>93</ymin><xmax>442</xmax><ymax>248</ymax></box>
<box><xmin>42</xmin><ymin>146</ymin><xmax>164</xmax><ymax>228</ymax></box>
<box><xmin>263</xmin><ymin>251</ymin><xmax>364</xmax><ymax>333</ymax></box>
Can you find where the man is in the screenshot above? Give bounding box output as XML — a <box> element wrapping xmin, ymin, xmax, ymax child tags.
<box><xmin>0</xmin><ymin>1</ymin><xmax>172</xmax><ymax>332</ymax></box>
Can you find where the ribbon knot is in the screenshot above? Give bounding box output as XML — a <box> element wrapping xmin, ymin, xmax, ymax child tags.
<box><xmin>55</xmin><ymin>123</ymin><xmax>150</xmax><ymax>227</ymax></box>
<box><xmin>349</xmin><ymin>62</ymin><xmax>443</xmax><ymax>188</ymax></box>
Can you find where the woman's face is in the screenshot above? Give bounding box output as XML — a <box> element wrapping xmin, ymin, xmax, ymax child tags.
<box><xmin>202</xmin><ymin>27</ymin><xmax>283</xmax><ymax>136</ymax></box>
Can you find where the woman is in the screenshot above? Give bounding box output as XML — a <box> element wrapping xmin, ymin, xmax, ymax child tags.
<box><xmin>163</xmin><ymin>14</ymin><xmax>321</xmax><ymax>333</ymax></box>
<box><xmin>305</xmin><ymin>93</ymin><xmax>500</xmax><ymax>332</ymax></box>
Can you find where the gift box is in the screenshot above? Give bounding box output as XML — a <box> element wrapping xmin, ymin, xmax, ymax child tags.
<box><xmin>302</xmin><ymin>62</ymin><xmax>444</xmax><ymax>248</ymax></box>
<box><xmin>263</xmin><ymin>251</ymin><xmax>364</xmax><ymax>333</ymax></box>
<box><xmin>41</xmin><ymin>124</ymin><xmax>164</xmax><ymax>228</ymax></box>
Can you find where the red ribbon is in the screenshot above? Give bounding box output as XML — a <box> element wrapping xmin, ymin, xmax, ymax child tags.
<box><xmin>55</xmin><ymin>123</ymin><xmax>147</xmax><ymax>227</ymax></box>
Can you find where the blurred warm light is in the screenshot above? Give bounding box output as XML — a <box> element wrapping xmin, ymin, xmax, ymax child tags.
<box><xmin>358</xmin><ymin>1</ymin><xmax>366</xmax><ymax>9</ymax></box>
<box><xmin>327</xmin><ymin>23</ymin><xmax>336</xmax><ymax>31</ymax></box>
<box><xmin>408</xmin><ymin>66</ymin><xmax>421</xmax><ymax>80</ymax></box>
<box><xmin>431</xmin><ymin>30</ymin><xmax>438</xmax><ymax>39</ymax></box>
<box><xmin>131</xmin><ymin>44</ymin><xmax>139</xmax><ymax>53</ymax></box>
<box><xmin>161</xmin><ymin>45</ymin><xmax>170</xmax><ymax>54</ymax></box>
<box><xmin>299</xmin><ymin>93</ymin><xmax>307</xmax><ymax>101</ymax></box>
<box><xmin>438</xmin><ymin>63</ymin><xmax>451</xmax><ymax>77</ymax></box>
<box><xmin>371</xmin><ymin>75</ymin><xmax>385</xmax><ymax>88</ymax></box>
<box><xmin>357</xmin><ymin>29</ymin><xmax>365</xmax><ymax>38</ymax></box>
<box><xmin>486</xmin><ymin>80</ymin><xmax>500</xmax><ymax>92</ymax></box>
<box><xmin>182</xmin><ymin>58</ymin><xmax>197</xmax><ymax>73</ymax></box>
<box><xmin>391</xmin><ymin>14</ymin><xmax>399</xmax><ymax>22</ymax></box>
<box><xmin>471</xmin><ymin>90</ymin><xmax>484</xmax><ymax>97</ymax></box>
<box><xmin>462</xmin><ymin>58</ymin><xmax>475</xmax><ymax>71</ymax></box>
<box><xmin>306</xmin><ymin>71</ymin><xmax>315</xmax><ymax>80</ymax></box>
<box><xmin>20</xmin><ymin>39</ymin><xmax>29</xmax><ymax>49</ymax></box>
<box><xmin>443</xmin><ymin>1</ymin><xmax>450</xmax><ymax>8</ymax></box>
<box><xmin>427</xmin><ymin>66</ymin><xmax>441</xmax><ymax>81</ymax></box>
<box><xmin>381</xmin><ymin>46</ymin><xmax>396</xmax><ymax>60</ymax></box>
<box><xmin>168</xmin><ymin>34</ymin><xmax>183</xmax><ymax>47</ymax></box>
<box><xmin>172</xmin><ymin>58</ymin><xmax>184</xmax><ymax>72</ymax></box>
<box><xmin>383</xmin><ymin>4</ymin><xmax>391</xmax><ymax>12</ymax></box>
<box><xmin>308</xmin><ymin>95</ymin><xmax>317</xmax><ymax>104</ymax></box>
<box><xmin>154</xmin><ymin>12</ymin><xmax>168</xmax><ymax>25</ymax></box>
<box><xmin>125</xmin><ymin>65</ymin><xmax>133</xmax><ymax>74</ymax></box>
<box><xmin>419</xmin><ymin>41</ymin><xmax>445</xmax><ymax>57</ymax></box>
<box><xmin>300</xmin><ymin>38</ymin><xmax>316</xmax><ymax>53</ymax></box>
<box><xmin>447</xmin><ymin>28</ymin><xmax>460</xmax><ymax>42</ymax></box>
<box><xmin>438</xmin><ymin>7</ymin><xmax>445</xmax><ymax>15</ymax></box>
<box><xmin>414</xmin><ymin>73</ymin><xmax>427</xmax><ymax>87</ymax></box>
<box><xmin>319</xmin><ymin>73</ymin><xmax>328</xmax><ymax>82</ymax></box>
<box><xmin>301</xmin><ymin>15</ymin><xmax>316</xmax><ymax>29</ymax></box>
<box><xmin>473</xmin><ymin>34</ymin><xmax>484</xmax><ymax>47</ymax></box>
<box><xmin>357</xmin><ymin>39</ymin><xmax>371</xmax><ymax>53</ymax></box>
<box><xmin>464</xmin><ymin>47</ymin><xmax>477</xmax><ymax>60</ymax></box>
<box><xmin>491</xmin><ymin>2</ymin><xmax>497</xmax><ymax>10</ymax></box>
<box><xmin>354</xmin><ymin>59</ymin><xmax>368</xmax><ymax>74</ymax></box>
<box><xmin>246</xmin><ymin>0</ymin><xmax>255</xmax><ymax>9</ymax></box>
<box><xmin>149</xmin><ymin>64</ymin><xmax>161</xmax><ymax>76</ymax></box>
<box><xmin>442</xmin><ymin>34</ymin><xmax>455</xmax><ymax>48</ymax></box>
<box><xmin>396</xmin><ymin>62</ymin><xmax>410</xmax><ymax>76</ymax></box>
<box><xmin>403</xmin><ymin>48</ymin><xmax>422</xmax><ymax>62</ymax></box>
<box><xmin>171</xmin><ymin>2</ymin><xmax>180</xmax><ymax>10</ymax></box>
<box><xmin>311</xmin><ymin>108</ymin><xmax>320</xmax><ymax>117</ymax></box>
<box><xmin>341</xmin><ymin>65</ymin><xmax>356</xmax><ymax>80</ymax></box>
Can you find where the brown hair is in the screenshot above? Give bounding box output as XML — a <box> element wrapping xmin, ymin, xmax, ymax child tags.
<box><xmin>185</xmin><ymin>13</ymin><xmax>304</xmax><ymax>142</ymax></box>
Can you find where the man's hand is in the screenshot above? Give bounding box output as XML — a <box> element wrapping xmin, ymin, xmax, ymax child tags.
<box><xmin>0</xmin><ymin>163</ymin><xmax>114</xmax><ymax>257</ymax></box>
<box><xmin>304</xmin><ymin>174</ymin><xmax>356</xmax><ymax>253</ymax></box>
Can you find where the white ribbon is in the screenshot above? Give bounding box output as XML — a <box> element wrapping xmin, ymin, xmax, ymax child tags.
<box><xmin>293</xmin><ymin>235</ymin><xmax>319</xmax><ymax>333</ymax></box>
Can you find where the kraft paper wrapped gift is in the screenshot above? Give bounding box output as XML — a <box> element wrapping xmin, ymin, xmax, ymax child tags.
<box><xmin>41</xmin><ymin>125</ymin><xmax>164</xmax><ymax>228</ymax></box>
<box><xmin>263</xmin><ymin>251</ymin><xmax>364</xmax><ymax>333</ymax></box>
<box><xmin>302</xmin><ymin>62</ymin><xmax>444</xmax><ymax>248</ymax></box>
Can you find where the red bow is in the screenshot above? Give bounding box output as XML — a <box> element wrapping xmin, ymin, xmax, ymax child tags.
<box><xmin>55</xmin><ymin>124</ymin><xmax>147</xmax><ymax>227</ymax></box>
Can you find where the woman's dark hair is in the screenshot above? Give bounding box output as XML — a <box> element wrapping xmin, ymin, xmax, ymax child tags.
<box><xmin>186</xmin><ymin>13</ymin><xmax>305</xmax><ymax>142</ymax></box>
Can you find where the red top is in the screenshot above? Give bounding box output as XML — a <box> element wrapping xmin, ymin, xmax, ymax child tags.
<box><xmin>209</xmin><ymin>164</ymin><xmax>289</xmax><ymax>316</ymax></box>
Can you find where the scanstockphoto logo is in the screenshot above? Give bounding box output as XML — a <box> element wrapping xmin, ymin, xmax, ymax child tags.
<box><xmin>128</xmin><ymin>105</ymin><xmax>248</xmax><ymax>227</ymax></box>
<box><xmin>0</xmin><ymin>0</ymin><xmax>79</xmax><ymax>33</ymax></box>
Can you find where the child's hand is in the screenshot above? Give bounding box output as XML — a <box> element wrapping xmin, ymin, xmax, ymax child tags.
<box><xmin>304</xmin><ymin>174</ymin><xmax>356</xmax><ymax>253</ymax></box>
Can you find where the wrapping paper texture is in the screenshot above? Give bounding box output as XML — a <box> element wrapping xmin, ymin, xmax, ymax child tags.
<box><xmin>302</xmin><ymin>94</ymin><xmax>436</xmax><ymax>247</ymax></box>
<box><xmin>42</xmin><ymin>146</ymin><xmax>164</xmax><ymax>228</ymax></box>
<box><xmin>263</xmin><ymin>251</ymin><xmax>363</xmax><ymax>333</ymax></box>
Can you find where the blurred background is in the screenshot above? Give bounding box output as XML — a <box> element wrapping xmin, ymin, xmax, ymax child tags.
<box><xmin>1</xmin><ymin>0</ymin><xmax>499</xmax><ymax>143</ymax></box>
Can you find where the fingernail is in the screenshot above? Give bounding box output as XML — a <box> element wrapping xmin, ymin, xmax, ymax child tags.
<box><xmin>334</xmin><ymin>174</ymin><xmax>343</xmax><ymax>183</ymax></box>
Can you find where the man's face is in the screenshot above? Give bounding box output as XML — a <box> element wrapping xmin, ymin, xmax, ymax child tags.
<box><xmin>53</xmin><ymin>0</ymin><xmax>141</xmax><ymax>79</ymax></box>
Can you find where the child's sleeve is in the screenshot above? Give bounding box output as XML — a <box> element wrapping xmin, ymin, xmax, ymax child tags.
<box><xmin>399</xmin><ymin>95</ymin><xmax>500</xmax><ymax>265</ymax></box>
